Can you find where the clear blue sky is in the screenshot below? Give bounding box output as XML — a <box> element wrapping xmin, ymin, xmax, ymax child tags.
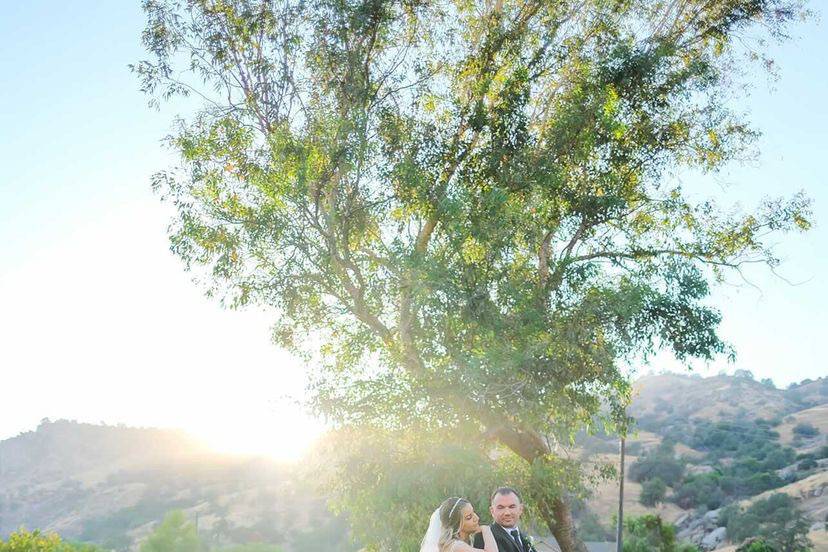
<box><xmin>1</xmin><ymin>2</ymin><xmax>825</xmax><ymax>448</ymax></box>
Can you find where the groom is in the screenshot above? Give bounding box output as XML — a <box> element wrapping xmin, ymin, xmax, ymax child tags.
<box><xmin>473</xmin><ymin>487</ymin><xmax>536</xmax><ymax>552</ymax></box>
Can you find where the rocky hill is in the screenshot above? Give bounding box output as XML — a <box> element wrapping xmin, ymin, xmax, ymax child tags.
<box><xmin>581</xmin><ymin>374</ymin><xmax>828</xmax><ymax>550</ymax></box>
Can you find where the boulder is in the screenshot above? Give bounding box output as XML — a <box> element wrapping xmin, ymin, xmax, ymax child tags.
<box><xmin>674</xmin><ymin>512</ymin><xmax>691</xmax><ymax>529</ymax></box>
<box><xmin>700</xmin><ymin>526</ymin><xmax>727</xmax><ymax>550</ymax></box>
<box><xmin>703</xmin><ymin>508</ymin><xmax>720</xmax><ymax>524</ymax></box>
<box><xmin>776</xmin><ymin>464</ymin><xmax>798</xmax><ymax>481</ymax></box>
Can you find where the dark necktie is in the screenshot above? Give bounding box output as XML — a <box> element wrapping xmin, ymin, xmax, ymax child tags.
<box><xmin>510</xmin><ymin>529</ymin><xmax>523</xmax><ymax>552</ymax></box>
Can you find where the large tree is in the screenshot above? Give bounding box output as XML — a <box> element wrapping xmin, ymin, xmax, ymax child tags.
<box><xmin>136</xmin><ymin>0</ymin><xmax>810</xmax><ymax>550</ymax></box>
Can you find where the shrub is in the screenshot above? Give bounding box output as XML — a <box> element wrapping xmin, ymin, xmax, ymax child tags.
<box><xmin>0</xmin><ymin>530</ymin><xmax>103</xmax><ymax>552</ymax></box>
<box><xmin>792</xmin><ymin>423</ymin><xmax>819</xmax><ymax>438</ymax></box>
<box><xmin>741</xmin><ymin>472</ymin><xmax>784</xmax><ymax>496</ymax></box>
<box><xmin>641</xmin><ymin>477</ymin><xmax>667</xmax><ymax>507</ymax></box>
<box><xmin>140</xmin><ymin>511</ymin><xmax>203</xmax><ymax>552</ymax></box>
<box><xmin>761</xmin><ymin>449</ymin><xmax>795</xmax><ymax>471</ymax></box>
<box><xmin>725</xmin><ymin>494</ymin><xmax>812</xmax><ymax>551</ymax></box>
<box><xmin>736</xmin><ymin>538</ymin><xmax>777</xmax><ymax>552</ymax></box>
<box><xmin>577</xmin><ymin>510</ymin><xmax>613</xmax><ymax>541</ymax></box>
<box><xmin>622</xmin><ymin>515</ymin><xmax>699</xmax><ymax>552</ymax></box>
<box><xmin>673</xmin><ymin>473</ymin><xmax>725</xmax><ymax>510</ymax></box>
<box><xmin>628</xmin><ymin>441</ymin><xmax>685</xmax><ymax>487</ymax></box>
<box><xmin>798</xmin><ymin>457</ymin><xmax>817</xmax><ymax>471</ymax></box>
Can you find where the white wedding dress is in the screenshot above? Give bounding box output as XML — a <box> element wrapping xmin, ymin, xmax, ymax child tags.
<box><xmin>420</xmin><ymin>508</ymin><xmax>443</xmax><ymax>552</ymax></box>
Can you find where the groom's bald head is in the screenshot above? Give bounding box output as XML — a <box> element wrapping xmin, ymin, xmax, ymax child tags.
<box><xmin>490</xmin><ymin>487</ymin><xmax>523</xmax><ymax>528</ymax></box>
<box><xmin>491</xmin><ymin>487</ymin><xmax>522</xmax><ymax>503</ymax></box>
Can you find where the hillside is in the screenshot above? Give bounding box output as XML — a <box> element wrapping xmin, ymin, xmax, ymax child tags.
<box><xmin>580</xmin><ymin>374</ymin><xmax>828</xmax><ymax>550</ymax></box>
<box><xmin>0</xmin><ymin>420</ymin><xmax>353</xmax><ymax>552</ymax></box>
<box><xmin>0</xmin><ymin>420</ymin><xmax>206</xmax><ymax>486</ymax></box>
<box><xmin>629</xmin><ymin>373</ymin><xmax>828</xmax><ymax>429</ymax></box>
<box><xmin>2</xmin><ymin>374</ymin><xmax>826</xmax><ymax>552</ymax></box>
<box><xmin>777</xmin><ymin>404</ymin><xmax>828</xmax><ymax>449</ymax></box>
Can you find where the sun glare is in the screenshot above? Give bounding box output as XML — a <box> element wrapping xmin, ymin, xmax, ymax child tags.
<box><xmin>191</xmin><ymin>412</ymin><xmax>326</xmax><ymax>462</ymax></box>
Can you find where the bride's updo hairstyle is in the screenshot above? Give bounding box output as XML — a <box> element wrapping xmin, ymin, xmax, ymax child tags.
<box><xmin>438</xmin><ymin>497</ymin><xmax>470</xmax><ymax>551</ymax></box>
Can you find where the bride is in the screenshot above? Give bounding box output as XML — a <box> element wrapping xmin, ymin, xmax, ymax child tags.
<box><xmin>420</xmin><ymin>497</ymin><xmax>497</xmax><ymax>552</ymax></box>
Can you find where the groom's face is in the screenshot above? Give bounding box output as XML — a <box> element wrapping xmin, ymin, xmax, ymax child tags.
<box><xmin>490</xmin><ymin>492</ymin><xmax>523</xmax><ymax>528</ymax></box>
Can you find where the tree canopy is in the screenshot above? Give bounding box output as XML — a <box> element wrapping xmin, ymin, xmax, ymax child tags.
<box><xmin>140</xmin><ymin>511</ymin><xmax>202</xmax><ymax>552</ymax></box>
<box><xmin>622</xmin><ymin>515</ymin><xmax>698</xmax><ymax>552</ymax></box>
<box><xmin>136</xmin><ymin>0</ymin><xmax>811</xmax><ymax>549</ymax></box>
<box><xmin>722</xmin><ymin>494</ymin><xmax>813</xmax><ymax>551</ymax></box>
<box><xmin>0</xmin><ymin>530</ymin><xmax>102</xmax><ymax>552</ymax></box>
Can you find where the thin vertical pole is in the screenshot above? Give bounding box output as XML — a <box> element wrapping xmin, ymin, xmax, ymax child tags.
<box><xmin>616</xmin><ymin>436</ymin><xmax>625</xmax><ymax>552</ymax></box>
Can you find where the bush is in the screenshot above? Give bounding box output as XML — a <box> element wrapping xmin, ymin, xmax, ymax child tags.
<box><xmin>641</xmin><ymin>477</ymin><xmax>667</xmax><ymax>507</ymax></box>
<box><xmin>622</xmin><ymin>515</ymin><xmax>699</xmax><ymax>552</ymax></box>
<box><xmin>798</xmin><ymin>457</ymin><xmax>817</xmax><ymax>471</ymax></box>
<box><xmin>140</xmin><ymin>511</ymin><xmax>203</xmax><ymax>552</ymax></box>
<box><xmin>577</xmin><ymin>510</ymin><xmax>613</xmax><ymax>541</ymax></box>
<box><xmin>760</xmin><ymin>449</ymin><xmax>796</xmax><ymax>471</ymax></box>
<box><xmin>673</xmin><ymin>473</ymin><xmax>725</xmax><ymax>510</ymax></box>
<box><xmin>0</xmin><ymin>530</ymin><xmax>103</xmax><ymax>552</ymax></box>
<box><xmin>741</xmin><ymin>472</ymin><xmax>784</xmax><ymax>496</ymax></box>
<box><xmin>725</xmin><ymin>494</ymin><xmax>812</xmax><ymax>551</ymax></box>
<box><xmin>792</xmin><ymin>423</ymin><xmax>819</xmax><ymax>438</ymax></box>
<box><xmin>736</xmin><ymin>538</ymin><xmax>777</xmax><ymax>552</ymax></box>
<box><xmin>628</xmin><ymin>441</ymin><xmax>685</xmax><ymax>487</ymax></box>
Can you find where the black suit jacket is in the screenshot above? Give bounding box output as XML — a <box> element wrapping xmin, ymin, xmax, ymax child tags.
<box><xmin>473</xmin><ymin>524</ymin><xmax>536</xmax><ymax>552</ymax></box>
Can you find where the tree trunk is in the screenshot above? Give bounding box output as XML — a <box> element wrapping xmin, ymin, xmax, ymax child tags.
<box><xmin>530</xmin><ymin>482</ymin><xmax>589</xmax><ymax>552</ymax></box>
<box><xmin>548</xmin><ymin>497</ymin><xmax>589</xmax><ymax>552</ymax></box>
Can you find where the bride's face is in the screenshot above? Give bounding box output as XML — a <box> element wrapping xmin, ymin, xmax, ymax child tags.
<box><xmin>458</xmin><ymin>503</ymin><xmax>480</xmax><ymax>535</ymax></box>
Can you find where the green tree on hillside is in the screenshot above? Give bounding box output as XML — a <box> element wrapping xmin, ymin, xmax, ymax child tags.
<box><xmin>622</xmin><ymin>515</ymin><xmax>698</xmax><ymax>552</ymax></box>
<box><xmin>629</xmin><ymin>440</ymin><xmax>684</xmax><ymax>487</ymax></box>
<box><xmin>140</xmin><ymin>511</ymin><xmax>203</xmax><ymax>552</ymax></box>
<box><xmin>135</xmin><ymin>0</ymin><xmax>811</xmax><ymax>550</ymax></box>
<box><xmin>736</xmin><ymin>539</ymin><xmax>778</xmax><ymax>552</ymax></box>
<box><xmin>672</xmin><ymin>472</ymin><xmax>726</xmax><ymax>510</ymax></box>
<box><xmin>722</xmin><ymin>494</ymin><xmax>812</xmax><ymax>552</ymax></box>
<box><xmin>792</xmin><ymin>423</ymin><xmax>819</xmax><ymax>438</ymax></box>
<box><xmin>0</xmin><ymin>530</ymin><xmax>102</xmax><ymax>552</ymax></box>
<box><xmin>640</xmin><ymin>477</ymin><xmax>667</xmax><ymax>507</ymax></box>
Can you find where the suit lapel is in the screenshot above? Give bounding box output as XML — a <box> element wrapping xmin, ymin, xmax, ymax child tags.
<box><xmin>492</xmin><ymin>524</ymin><xmax>522</xmax><ymax>552</ymax></box>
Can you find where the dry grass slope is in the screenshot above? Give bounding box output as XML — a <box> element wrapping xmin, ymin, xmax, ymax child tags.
<box><xmin>630</xmin><ymin>374</ymin><xmax>803</xmax><ymax>425</ymax></box>
<box><xmin>776</xmin><ymin>403</ymin><xmax>828</xmax><ymax>448</ymax></box>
